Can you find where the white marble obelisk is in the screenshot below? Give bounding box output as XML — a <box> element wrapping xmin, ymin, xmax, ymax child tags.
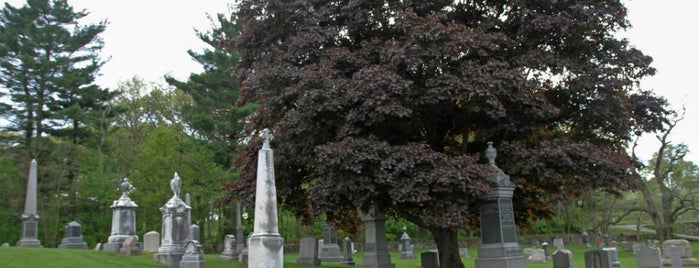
<box><xmin>17</xmin><ymin>159</ymin><xmax>42</xmax><ymax>247</ymax></box>
<box><xmin>248</xmin><ymin>129</ymin><xmax>284</xmax><ymax>268</ymax></box>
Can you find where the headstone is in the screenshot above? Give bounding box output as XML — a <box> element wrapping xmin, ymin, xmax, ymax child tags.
<box><xmin>554</xmin><ymin>238</ymin><xmax>565</xmax><ymax>251</ymax></box>
<box><xmin>17</xmin><ymin>159</ymin><xmax>42</xmax><ymax>247</ymax></box>
<box><xmin>542</xmin><ymin>242</ymin><xmax>550</xmax><ymax>261</ymax></box>
<box><xmin>475</xmin><ymin>143</ymin><xmax>526</xmax><ymax>268</ymax></box>
<box><xmin>530</xmin><ymin>249</ymin><xmax>546</xmax><ymax>263</ymax></box>
<box><xmin>154</xmin><ymin>172</ymin><xmax>192</xmax><ymax>267</ymax></box>
<box><xmin>341</xmin><ymin>237</ymin><xmax>355</xmax><ymax>265</ymax></box>
<box><xmin>179</xmin><ymin>240</ymin><xmax>207</xmax><ymax>268</ymax></box>
<box><xmin>670</xmin><ymin>245</ymin><xmax>684</xmax><ymax>268</ymax></box>
<box><xmin>189</xmin><ymin>224</ymin><xmax>200</xmax><ymax>243</ymax></box>
<box><xmin>552</xmin><ymin>250</ymin><xmax>574</xmax><ymax>268</ymax></box>
<box><xmin>636</xmin><ymin>246</ymin><xmax>662</xmax><ymax>268</ymax></box>
<box><xmin>94</xmin><ymin>243</ymin><xmax>102</xmax><ymax>251</ymax></box>
<box><xmin>219</xmin><ymin>234</ymin><xmax>238</xmax><ymax>261</ymax></box>
<box><xmin>1</xmin><ymin>243</ymin><xmax>9</xmax><ymax>247</ymax></box>
<box><xmin>399</xmin><ymin>227</ymin><xmax>415</xmax><ymax>259</ymax></box>
<box><xmin>143</xmin><ymin>231</ymin><xmax>160</xmax><ymax>252</ymax></box>
<box><xmin>661</xmin><ymin>239</ymin><xmax>698</xmax><ymax>266</ymax></box>
<box><xmin>603</xmin><ymin>247</ymin><xmax>621</xmax><ymax>267</ymax></box>
<box><xmin>622</xmin><ymin>241</ymin><xmax>633</xmax><ymax>252</ymax></box>
<box><xmin>104</xmin><ymin>178</ymin><xmax>139</xmax><ymax>252</ymax></box>
<box><xmin>582</xmin><ymin>231</ymin><xmax>591</xmax><ymax>248</ymax></box>
<box><xmin>584</xmin><ymin>249</ymin><xmax>611</xmax><ymax>268</ymax></box>
<box><xmin>633</xmin><ymin>243</ymin><xmax>646</xmax><ymax>255</ymax></box>
<box><xmin>58</xmin><ymin>221</ymin><xmax>88</xmax><ymax>249</ymax></box>
<box><xmin>459</xmin><ymin>248</ymin><xmax>469</xmax><ymax>258</ymax></box>
<box><xmin>420</xmin><ymin>250</ymin><xmax>439</xmax><ymax>268</ymax></box>
<box><xmin>296</xmin><ymin>237</ymin><xmax>321</xmax><ymax>266</ymax></box>
<box><xmin>247</xmin><ymin>129</ymin><xmax>284</xmax><ymax>268</ymax></box>
<box><xmin>239</xmin><ymin>247</ymin><xmax>249</xmax><ymax>264</ymax></box>
<box><xmin>360</xmin><ymin>208</ymin><xmax>395</xmax><ymax>268</ymax></box>
<box><xmin>523</xmin><ymin>248</ymin><xmax>533</xmax><ymax>259</ymax></box>
<box><xmin>609</xmin><ymin>240</ymin><xmax>618</xmax><ymax>248</ymax></box>
<box><xmin>319</xmin><ymin>221</ymin><xmax>343</xmax><ymax>261</ymax></box>
<box><xmin>120</xmin><ymin>236</ymin><xmax>141</xmax><ymax>255</ymax></box>
<box><xmin>235</xmin><ymin>201</ymin><xmax>246</xmax><ymax>258</ymax></box>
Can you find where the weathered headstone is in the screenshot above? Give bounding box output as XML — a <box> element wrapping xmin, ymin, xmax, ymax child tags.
<box><xmin>523</xmin><ymin>248</ymin><xmax>533</xmax><ymax>259</ymax></box>
<box><xmin>341</xmin><ymin>237</ymin><xmax>355</xmax><ymax>265</ymax></box>
<box><xmin>554</xmin><ymin>238</ymin><xmax>565</xmax><ymax>251</ymax></box>
<box><xmin>552</xmin><ymin>250</ymin><xmax>574</xmax><ymax>268</ymax></box>
<box><xmin>459</xmin><ymin>248</ymin><xmax>469</xmax><ymax>258</ymax></box>
<box><xmin>219</xmin><ymin>234</ymin><xmax>237</xmax><ymax>261</ymax></box>
<box><xmin>94</xmin><ymin>243</ymin><xmax>102</xmax><ymax>251</ymax></box>
<box><xmin>360</xmin><ymin>208</ymin><xmax>395</xmax><ymax>268</ymax></box>
<box><xmin>475</xmin><ymin>142</ymin><xmax>526</xmax><ymax>268</ymax></box>
<box><xmin>319</xmin><ymin>221</ymin><xmax>343</xmax><ymax>261</ymax></box>
<box><xmin>661</xmin><ymin>239</ymin><xmax>698</xmax><ymax>266</ymax></box>
<box><xmin>622</xmin><ymin>241</ymin><xmax>633</xmax><ymax>252</ymax></box>
<box><xmin>247</xmin><ymin>129</ymin><xmax>284</xmax><ymax>268</ymax></box>
<box><xmin>420</xmin><ymin>250</ymin><xmax>439</xmax><ymax>268</ymax></box>
<box><xmin>58</xmin><ymin>221</ymin><xmax>88</xmax><ymax>249</ymax></box>
<box><xmin>530</xmin><ymin>249</ymin><xmax>546</xmax><ymax>263</ymax></box>
<box><xmin>297</xmin><ymin>237</ymin><xmax>321</xmax><ymax>266</ymax></box>
<box><xmin>670</xmin><ymin>245</ymin><xmax>684</xmax><ymax>268</ymax></box>
<box><xmin>603</xmin><ymin>247</ymin><xmax>621</xmax><ymax>266</ymax></box>
<box><xmin>636</xmin><ymin>246</ymin><xmax>662</xmax><ymax>268</ymax></box>
<box><xmin>17</xmin><ymin>159</ymin><xmax>42</xmax><ymax>247</ymax></box>
<box><xmin>154</xmin><ymin>172</ymin><xmax>192</xmax><ymax>267</ymax></box>
<box><xmin>1</xmin><ymin>243</ymin><xmax>9</xmax><ymax>247</ymax></box>
<box><xmin>633</xmin><ymin>243</ymin><xmax>646</xmax><ymax>256</ymax></box>
<box><xmin>189</xmin><ymin>224</ymin><xmax>200</xmax><ymax>243</ymax></box>
<box><xmin>542</xmin><ymin>242</ymin><xmax>550</xmax><ymax>261</ymax></box>
<box><xmin>399</xmin><ymin>227</ymin><xmax>415</xmax><ymax>259</ymax></box>
<box><xmin>179</xmin><ymin>240</ymin><xmax>207</xmax><ymax>268</ymax></box>
<box><xmin>584</xmin><ymin>249</ymin><xmax>611</xmax><ymax>268</ymax></box>
<box><xmin>144</xmin><ymin>231</ymin><xmax>160</xmax><ymax>252</ymax></box>
<box><xmin>120</xmin><ymin>236</ymin><xmax>141</xmax><ymax>255</ymax></box>
<box><xmin>582</xmin><ymin>231</ymin><xmax>591</xmax><ymax>248</ymax></box>
<box><xmin>104</xmin><ymin>178</ymin><xmax>139</xmax><ymax>252</ymax></box>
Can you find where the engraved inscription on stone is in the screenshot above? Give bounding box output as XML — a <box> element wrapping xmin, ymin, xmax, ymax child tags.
<box><xmin>481</xmin><ymin>198</ymin><xmax>501</xmax><ymax>244</ymax></box>
<box><xmin>499</xmin><ymin>198</ymin><xmax>517</xmax><ymax>243</ymax></box>
<box><xmin>24</xmin><ymin>222</ymin><xmax>37</xmax><ymax>238</ymax></box>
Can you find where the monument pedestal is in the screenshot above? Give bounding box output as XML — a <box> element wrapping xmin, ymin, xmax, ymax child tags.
<box><xmin>360</xmin><ymin>210</ymin><xmax>395</xmax><ymax>268</ymax></box>
<box><xmin>104</xmin><ymin>178</ymin><xmax>139</xmax><ymax>253</ymax></box>
<box><xmin>17</xmin><ymin>215</ymin><xmax>41</xmax><ymax>247</ymax></box>
<box><xmin>154</xmin><ymin>181</ymin><xmax>191</xmax><ymax>267</ymax></box>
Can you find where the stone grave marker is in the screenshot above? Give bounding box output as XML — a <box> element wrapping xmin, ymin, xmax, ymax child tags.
<box><xmin>636</xmin><ymin>246</ymin><xmax>662</xmax><ymax>268</ymax></box>
<box><xmin>584</xmin><ymin>249</ymin><xmax>611</xmax><ymax>268</ymax></box>
<box><xmin>582</xmin><ymin>231</ymin><xmax>591</xmax><ymax>248</ymax></box>
<box><xmin>104</xmin><ymin>178</ymin><xmax>139</xmax><ymax>253</ymax></box>
<box><xmin>17</xmin><ymin>159</ymin><xmax>42</xmax><ymax>247</ymax></box>
<box><xmin>662</xmin><ymin>239</ymin><xmax>698</xmax><ymax>266</ymax></box>
<box><xmin>143</xmin><ymin>231</ymin><xmax>160</xmax><ymax>252</ymax></box>
<box><xmin>622</xmin><ymin>241</ymin><xmax>633</xmax><ymax>252</ymax></box>
<box><xmin>421</xmin><ymin>250</ymin><xmax>439</xmax><ymax>268</ymax></box>
<box><xmin>154</xmin><ymin>173</ymin><xmax>191</xmax><ymax>267</ymax></box>
<box><xmin>459</xmin><ymin>248</ymin><xmax>469</xmax><ymax>258</ymax></box>
<box><xmin>603</xmin><ymin>247</ymin><xmax>621</xmax><ymax>267</ymax></box>
<box><xmin>120</xmin><ymin>236</ymin><xmax>141</xmax><ymax>255</ymax></box>
<box><xmin>554</xmin><ymin>238</ymin><xmax>565</xmax><ymax>251</ymax></box>
<box><xmin>219</xmin><ymin>234</ymin><xmax>237</xmax><ymax>261</ymax></box>
<box><xmin>1</xmin><ymin>243</ymin><xmax>9</xmax><ymax>247</ymax></box>
<box><xmin>399</xmin><ymin>227</ymin><xmax>415</xmax><ymax>259</ymax></box>
<box><xmin>58</xmin><ymin>221</ymin><xmax>88</xmax><ymax>249</ymax></box>
<box><xmin>94</xmin><ymin>243</ymin><xmax>102</xmax><ymax>251</ymax></box>
<box><xmin>552</xmin><ymin>249</ymin><xmax>574</xmax><ymax>268</ymax></box>
<box><xmin>189</xmin><ymin>224</ymin><xmax>200</xmax><ymax>243</ymax></box>
<box><xmin>180</xmin><ymin>240</ymin><xmax>207</xmax><ymax>268</ymax></box>
<box><xmin>341</xmin><ymin>237</ymin><xmax>355</xmax><ymax>265</ymax></box>
<box><xmin>523</xmin><ymin>248</ymin><xmax>533</xmax><ymax>259</ymax></box>
<box><xmin>319</xmin><ymin>221</ymin><xmax>342</xmax><ymax>262</ymax></box>
<box><xmin>670</xmin><ymin>245</ymin><xmax>683</xmax><ymax>268</ymax></box>
<box><xmin>530</xmin><ymin>249</ymin><xmax>546</xmax><ymax>262</ymax></box>
<box><xmin>296</xmin><ymin>237</ymin><xmax>321</xmax><ymax>265</ymax></box>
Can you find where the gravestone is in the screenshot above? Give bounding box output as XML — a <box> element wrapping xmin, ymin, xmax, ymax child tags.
<box><xmin>104</xmin><ymin>178</ymin><xmax>139</xmax><ymax>253</ymax></box>
<box><xmin>360</xmin><ymin>208</ymin><xmax>395</xmax><ymax>268</ymax></box>
<box><xmin>634</xmin><ymin>243</ymin><xmax>646</xmax><ymax>255</ymax></box>
<box><xmin>154</xmin><ymin>172</ymin><xmax>192</xmax><ymax>267</ymax></box>
<box><xmin>622</xmin><ymin>241</ymin><xmax>633</xmax><ymax>252</ymax></box>
<box><xmin>341</xmin><ymin>237</ymin><xmax>355</xmax><ymax>265</ymax></box>
<box><xmin>603</xmin><ymin>247</ymin><xmax>621</xmax><ymax>266</ymax></box>
<box><xmin>235</xmin><ymin>201</ymin><xmax>246</xmax><ymax>258</ymax></box>
<box><xmin>120</xmin><ymin>236</ymin><xmax>141</xmax><ymax>255</ymax></box>
<box><xmin>542</xmin><ymin>242</ymin><xmax>550</xmax><ymax>261</ymax></box>
<box><xmin>530</xmin><ymin>249</ymin><xmax>546</xmax><ymax>262</ymax></box>
<box><xmin>143</xmin><ymin>231</ymin><xmax>160</xmax><ymax>252</ymax></box>
<box><xmin>189</xmin><ymin>224</ymin><xmax>200</xmax><ymax>243</ymax></box>
<box><xmin>219</xmin><ymin>234</ymin><xmax>237</xmax><ymax>261</ymax></box>
<box><xmin>584</xmin><ymin>249</ymin><xmax>611</xmax><ymax>268</ymax></box>
<box><xmin>420</xmin><ymin>250</ymin><xmax>439</xmax><ymax>268</ymax></box>
<box><xmin>670</xmin><ymin>245</ymin><xmax>683</xmax><ymax>268</ymax></box>
<box><xmin>239</xmin><ymin>247</ymin><xmax>248</xmax><ymax>264</ymax></box>
<box><xmin>554</xmin><ymin>238</ymin><xmax>565</xmax><ymax>251</ymax></box>
<box><xmin>552</xmin><ymin>250</ymin><xmax>574</xmax><ymax>268</ymax></box>
<box><xmin>459</xmin><ymin>248</ymin><xmax>469</xmax><ymax>258</ymax></box>
<box><xmin>399</xmin><ymin>227</ymin><xmax>415</xmax><ymax>259</ymax></box>
<box><xmin>94</xmin><ymin>243</ymin><xmax>102</xmax><ymax>251</ymax></box>
<box><xmin>661</xmin><ymin>239</ymin><xmax>698</xmax><ymax>266</ymax></box>
<box><xmin>1</xmin><ymin>243</ymin><xmax>9</xmax><ymax>247</ymax></box>
<box><xmin>319</xmin><ymin>221</ymin><xmax>343</xmax><ymax>262</ymax></box>
<box><xmin>58</xmin><ymin>221</ymin><xmax>88</xmax><ymax>249</ymax></box>
<box><xmin>247</xmin><ymin>129</ymin><xmax>284</xmax><ymax>268</ymax></box>
<box><xmin>582</xmin><ymin>231</ymin><xmax>591</xmax><ymax>248</ymax></box>
<box><xmin>296</xmin><ymin>237</ymin><xmax>321</xmax><ymax>266</ymax></box>
<box><xmin>523</xmin><ymin>248</ymin><xmax>533</xmax><ymax>259</ymax></box>
<box><xmin>179</xmin><ymin>240</ymin><xmax>207</xmax><ymax>268</ymax></box>
<box><xmin>475</xmin><ymin>143</ymin><xmax>526</xmax><ymax>268</ymax></box>
<box><xmin>17</xmin><ymin>159</ymin><xmax>42</xmax><ymax>247</ymax></box>
<box><xmin>636</xmin><ymin>246</ymin><xmax>662</xmax><ymax>268</ymax></box>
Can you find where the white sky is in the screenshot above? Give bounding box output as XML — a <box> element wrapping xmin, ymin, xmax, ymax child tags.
<box><xmin>1</xmin><ymin>0</ymin><xmax>697</xmax><ymax>164</ymax></box>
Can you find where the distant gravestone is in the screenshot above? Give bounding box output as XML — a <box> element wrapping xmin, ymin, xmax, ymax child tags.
<box><xmin>554</xmin><ymin>238</ymin><xmax>565</xmax><ymax>251</ymax></box>
<box><xmin>296</xmin><ymin>237</ymin><xmax>321</xmax><ymax>266</ymax></box>
<box><xmin>459</xmin><ymin>248</ymin><xmax>469</xmax><ymax>258</ymax></box>
<box><xmin>662</xmin><ymin>239</ymin><xmax>698</xmax><ymax>266</ymax></box>
<box><xmin>421</xmin><ymin>250</ymin><xmax>439</xmax><ymax>268</ymax></box>
<box><xmin>94</xmin><ymin>243</ymin><xmax>102</xmax><ymax>251</ymax></box>
<box><xmin>154</xmin><ymin>173</ymin><xmax>191</xmax><ymax>267</ymax></box>
<box><xmin>143</xmin><ymin>231</ymin><xmax>160</xmax><ymax>252</ymax></box>
<box><xmin>523</xmin><ymin>248</ymin><xmax>533</xmax><ymax>259</ymax></box>
<box><xmin>552</xmin><ymin>250</ymin><xmax>574</xmax><ymax>268</ymax></box>
<box><xmin>399</xmin><ymin>228</ymin><xmax>415</xmax><ymax>259</ymax></box>
<box><xmin>603</xmin><ymin>247</ymin><xmax>621</xmax><ymax>267</ymax></box>
<box><xmin>622</xmin><ymin>241</ymin><xmax>633</xmax><ymax>252</ymax></box>
<box><xmin>530</xmin><ymin>249</ymin><xmax>546</xmax><ymax>262</ymax></box>
<box><xmin>319</xmin><ymin>222</ymin><xmax>342</xmax><ymax>262</ymax></box>
<box><xmin>341</xmin><ymin>237</ymin><xmax>355</xmax><ymax>265</ymax></box>
<box><xmin>582</xmin><ymin>231</ymin><xmax>591</xmax><ymax>248</ymax></box>
<box><xmin>219</xmin><ymin>234</ymin><xmax>237</xmax><ymax>261</ymax></box>
<box><xmin>189</xmin><ymin>224</ymin><xmax>200</xmax><ymax>243</ymax></box>
<box><xmin>58</xmin><ymin>221</ymin><xmax>88</xmax><ymax>249</ymax></box>
<box><xmin>584</xmin><ymin>249</ymin><xmax>611</xmax><ymax>268</ymax></box>
<box><xmin>1</xmin><ymin>243</ymin><xmax>9</xmax><ymax>247</ymax></box>
<box><xmin>636</xmin><ymin>246</ymin><xmax>662</xmax><ymax>268</ymax></box>
<box><xmin>670</xmin><ymin>245</ymin><xmax>684</xmax><ymax>268</ymax></box>
<box><xmin>104</xmin><ymin>178</ymin><xmax>139</xmax><ymax>253</ymax></box>
<box><xmin>633</xmin><ymin>243</ymin><xmax>646</xmax><ymax>255</ymax></box>
<box><xmin>360</xmin><ymin>209</ymin><xmax>395</xmax><ymax>268</ymax></box>
<box><xmin>17</xmin><ymin>159</ymin><xmax>41</xmax><ymax>248</ymax></box>
<box><xmin>179</xmin><ymin>240</ymin><xmax>207</xmax><ymax>268</ymax></box>
<box><xmin>120</xmin><ymin>236</ymin><xmax>141</xmax><ymax>255</ymax></box>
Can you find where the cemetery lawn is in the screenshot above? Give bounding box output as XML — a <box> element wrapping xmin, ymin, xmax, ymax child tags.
<box><xmin>2</xmin><ymin>242</ymin><xmax>698</xmax><ymax>267</ymax></box>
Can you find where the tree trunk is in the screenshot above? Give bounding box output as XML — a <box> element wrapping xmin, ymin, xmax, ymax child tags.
<box><xmin>428</xmin><ymin>227</ymin><xmax>464</xmax><ymax>268</ymax></box>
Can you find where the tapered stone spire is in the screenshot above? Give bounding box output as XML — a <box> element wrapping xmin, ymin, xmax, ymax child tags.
<box><xmin>17</xmin><ymin>159</ymin><xmax>41</xmax><ymax>247</ymax></box>
<box><xmin>248</xmin><ymin>129</ymin><xmax>283</xmax><ymax>268</ymax></box>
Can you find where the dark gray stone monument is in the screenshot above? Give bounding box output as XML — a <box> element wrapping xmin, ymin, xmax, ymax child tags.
<box><xmin>584</xmin><ymin>249</ymin><xmax>611</xmax><ymax>268</ymax></box>
<box><xmin>341</xmin><ymin>237</ymin><xmax>355</xmax><ymax>265</ymax></box>
<box><xmin>104</xmin><ymin>178</ymin><xmax>139</xmax><ymax>253</ymax></box>
<box><xmin>248</xmin><ymin>129</ymin><xmax>284</xmax><ymax>268</ymax></box>
<box><xmin>58</xmin><ymin>221</ymin><xmax>88</xmax><ymax>249</ymax></box>
<box><xmin>399</xmin><ymin>227</ymin><xmax>415</xmax><ymax>259</ymax></box>
<box><xmin>582</xmin><ymin>231</ymin><xmax>591</xmax><ymax>248</ymax></box>
<box><xmin>421</xmin><ymin>250</ymin><xmax>439</xmax><ymax>268</ymax></box>
<box><xmin>360</xmin><ymin>208</ymin><xmax>395</xmax><ymax>268</ymax></box>
<box><xmin>154</xmin><ymin>172</ymin><xmax>192</xmax><ymax>267</ymax></box>
<box><xmin>144</xmin><ymin>231</ymin><xmax>160</xmax><ymax>252</ymax></box>
<box><xmin>552</xmin><ymin>250</ymin><xmax>574</xmax><ymax>268</ymax></box>
<box><xmin>319</xmin><ymin>221</ymin><xmax>343</xmax><ymax>261</ymax></box>
<box><xmin>297</xmin><ymin>237</ymin><xmax>321</xmax><ymax>265</ymax></box>
<box><xmin>636</xmin><ymin>246</ymin><xmax>662</xmax><ymax>268</ymax></box>
<box><xmin>17</xmin><ymin>159</ymin><xmax>42</xmax><ymax>247</ymax></box>
<box><xmin>219</xmin><ymin>234</ymin><xmax>237</xmax><ymax>261</ymax></box>
<box><xmin>179</xmin><ymin>240</ymin><xmax>207</xmax><ymax>268</ymax></box>
<box><xmin>475</xmin><ymin>142</ymin><xmax>526</xmax><ymax>268</ymax></box>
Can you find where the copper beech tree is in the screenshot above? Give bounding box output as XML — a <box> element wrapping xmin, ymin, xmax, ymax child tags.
<box><xmin>225</xmin><ymin>1</ymin><xmax>671</xmax><ymax>267</ymax></box>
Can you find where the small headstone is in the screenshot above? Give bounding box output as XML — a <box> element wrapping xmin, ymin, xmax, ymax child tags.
<box><xmin>179</xmin><ymin>240</ymin><xmax>207</xmax><ymax>268</ymax></box>
<box><xmin>584</xmin><ymin>249</ymin><xmax>611</xmax><ymax>268</ymax></box>
<box><xmin>582</xmin><ymin>231</ymin><xmax>590</xmax><ymax>248</ymax></box>
<box><xmin>219</xmin><ymin>234</ymin><xmax>237</xmax><ymax>261</ymax></box>
<box><xmin>58</xmin><ymin>221</ymin><xmax>88</xmax><ymax>249</ymax></box>
<box><xmin>421</xmin><ymin>250</ymin><xmax>439</xmax><ymax>268</ymax></box>
<box><xmin>633</xmin><ymin>243</ymin><xmax>646</xmax><ymax>255</ymax></box>
<box><xmin>530</xmin><ymin>248</ymin><xmax>546</xmax><ymax>262</ymax></box>
<box><xmin>239</xmin><ymin>248</ymin><xmax>248</xmax><ymax>264</ymax></box>
<box><xmin>662</xmin><ymin>239</ymin><xmax>699</xmax><ymax>266</ymax></box>
<box><xmin>119</xmin><ymin>236</ymin><xmax>141</xmax><ymax>255</ymax></box>
<box><xmin>1</xmin><ymin>243</ymin><xmax>9</xmax><ymax>247</ymax></box>
<box><xmin>552</xmin><ymin>249</ymin><xmax>574</xmax><ymax>268</ymax></box>
<box><xmin>622</xmin><ymin>241</ymin><xmax>633</xmax><ymax>252</ymax></box>
<box><xmin>459</xmin><ymin>248</ymin><xmax>469</xmax><ymax>258</ymax></box>
<box><xmin>636</xmin><ymin>246</ymin><xmax>662</xmax><ymax>268</ymax></box>
<box><xmin>189</xmin><ymin>224</ymin><xmax>200</xmax><ymax>242</ymax></box>
<box><xmin>94</xmin><ymin>243</ymin><xmax>102</xmax><ymax>251</ymax></box>
<box><xmin>603</xmin><ymin>247</ymin><xmax>621</xmax><ymax>267</ymax></box>
<box><xmin>340</xmin><ymin>237</ymin><xmax>355</xmax><ymax>265</ymax></box>
<box><xmin>399</xmin><ymin>228</ymin><xmax>415</xmax><ymax>259</ymax></box>
<box><xmin>523</xmin><ymin>248</ymin><xmax>533</xmax><ymax>259</ymax></box>
<box><xmin>296</xmin><ymin>237</ymin><xmax>321</xmax><ymax>265</ymax></box>
<box><xmin>670</xmin><ymin>245</ymin><xmax>684</xmax><ymax>268</ymax></box>
<box><xmin>609</xmin><ymin>240</ymin><xmax>618</xmax><ymax>248</ymax></box>
<box><xmin>554</xmin><ymin>238</ymin><xmax>565</xmax><ymax>251</ymax></box>
<box><xmin>143</xmin><ymin>231</ymin><xmax>160</xmax><ymax>252</ymax></box>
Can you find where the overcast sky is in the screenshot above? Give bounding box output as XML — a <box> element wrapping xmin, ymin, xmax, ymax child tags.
<box><xmin>1</xmin><ymin>0</ymin><xmax>697</xmax><ymax>164</ymax></box>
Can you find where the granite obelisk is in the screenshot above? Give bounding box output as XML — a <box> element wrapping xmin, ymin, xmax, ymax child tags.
<box><xmin>17</xmin><ymin>159</ymin><xmax>42</xmax><ymax>247</ymax></box>
<box><xmin>248</xmin><ymin>129</ymin><xmax>284</xmax><ymax>268</ymax></box>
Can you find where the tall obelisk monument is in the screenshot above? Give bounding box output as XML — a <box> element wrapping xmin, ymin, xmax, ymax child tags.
<box><xmin>17</xmin><ymin>159</ymin><xmax>42</xmax><ymax>247</ymax></box>
<box><xmin>248</xmin><ymin>129</ymin><xmax>284</xmax><ymax>268</ymax></box>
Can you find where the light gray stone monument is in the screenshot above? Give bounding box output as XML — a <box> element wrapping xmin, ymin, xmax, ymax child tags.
<box><xmin>297</xmin><ymin>237</ymin><xmax>321</xmax><ymax>265</ymax></box>
<box><xmin>552</xmin><ymin>250</ymin><xmax>574</xmax><ymax>268</ymax></box>
<box><xmin>662</xmin><ymin>239</ymin><xmax>698</xmax><ymax>266</ymax></box>
<box><xmin>341</xmin><ymin>237</ymin><xmax>355</xmax><ymax>265</ymax></box>
<box><xmin>360</xmin><ymin>208</ymin><xmax>395</xmax><ymax>268</ymax></box>
<box><xmin>475</xmin><ymin>142</ymin><xmax>526</xmax><ymax>268</ymax></box>
<box><xmin>104</xmin><ymin>178</ymin><xmax>139</xmax><ymax>252</ymax></box>
<box><xmin>421</xmin><ymin>250</ymin><xmax>440</xmax><ymax>268</ymax></box>
<box><xmin>58</xmin><ymin>221</ymin><xmax>88</xmax><ymax>249</ymax></box>
<box><xmin>584</xmin><ymin>249</ymin><xmax>611</xmax><ymax>268</ymax></box>
<box><xmin>319</xmin><ymin>221</ymin><xmax>343</xmax><ymax>262</ymax></box>
<box><xmin>154</xmin><ymin>172</ymin><xmax>192</xmax><ymax>267</ymax></box>
<box><xmin>189</xmin><ymin>224</ymin><xmax>200</xmax><ymax>243</ymax></box>
<box><xmin>120</xmin><ymin>236</ymin><xmax>141</xmax><ymax>255</ymax></box>
<box><xmin>247</xmin><ymin>129</ymin><xmax>284</xmax><ymax>268</ymax></box>
<box><xmin>94</xmin><ymin>243</ymin><xmax>102</xmax><ymax>250</ymax></box>
<box><xmin>554</xmin><ymin>238</ymin><xmax>565</xmax><ymax>251</ymax></box>
<box><xmin>219</xmin><ymin>234</ymin><xmax>237</xmax><ymax>261</ymax></box>
<box><xmin>399</xmin><ymin>227</ymin><xmax>415</xmax><ymax>259</ymax></box>
<box><xmin>144</xmin><ymin>231</ymin><xmax>160</xmax><ymax>252</ymax></box>
<box><xmin>179</xmin><ymin>240</ymin><xmax>207</xmax><ymax>268</ymax></box>
<box><xmin>669</xmin><ymin>245</ymin><xmax>684</xmax><ymax>268</ymax></box>
<box><xmin>530</xmin><ymin>249</ymin><xmax>546</xmax><ymax>262</ymax></box>
<box><xmin>17</xmin><ymin>159</ymin><xmax>42</xmax><ymax>247</ymax></box>
<box><xmin>636</xmin><ymin>246</ymin><xmax>662</xmax><ymax>268</ymax></box>
<box><xmin>2</xmin><ymin>243</ymin><xmax>9</xmax><ymax>247</ymax></box>
<box><xmin>603</xmin><ymin>247</ymin><xmax>621</xmax><ymax>267</ymax></box>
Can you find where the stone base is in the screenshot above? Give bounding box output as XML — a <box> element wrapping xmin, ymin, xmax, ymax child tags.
<box><xmin>360</xmin><ymin>252</ymin><xmax>395</xmax><ymax>268</ymax></box>
<box><xmin>59</xmin><ymin>242</ymin><xmax>88</xmax><ymax>249</ymax></box>
<box><xmin>296</xmin><ymin>256</ymin><xmax>321</xmax><ymax>265</ymax></box>
<box><xmin>341</xmin><ymin>259</ymin><xmax>356</xmax><ymax>265</ymax></box>
<box><xmin>475</xmin><ymin>255</ymin><xmax>527</xmax><ymax>268</ymax></box>
<box><xmin>248</xmin><ymin>234</ymin><xmax>283</xmax><ymax>267</ymax></box>
<box><xmin>16</xmin><ymin>239</ymin><xmax>42</xmax><ymax>248</ymax></box>
<box><xmin>180</xmin><ymin>255</ymin><xmax>207</xmax><ymax>268</ymax></box>
<box><xmin>102</xmin><ymin>242</ymin><xmax>121</xmax><ymax>252</ymax></box>
<box><xmin>400</xmin><ymin>251</ymin><xmax>415</xmax><ymax>259</ymax></box>
<box><xmin>662</xmin><ymin>258</ymin><xmax>699</xmax><ymax>266</ymax></box>
<box><xmin>154</xmin><ymin>252</ymin><xmax>184</xmax><ymax>267</ymax></box>
<box><xmin>319</xmin><ymin>244</ymin><xmax>343</xmax><ymax>262</ymax></box>
<box><xmin>219</xmin><ymin>251</ymin><xmax>238</xmax><ymax>261</ymax></box>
